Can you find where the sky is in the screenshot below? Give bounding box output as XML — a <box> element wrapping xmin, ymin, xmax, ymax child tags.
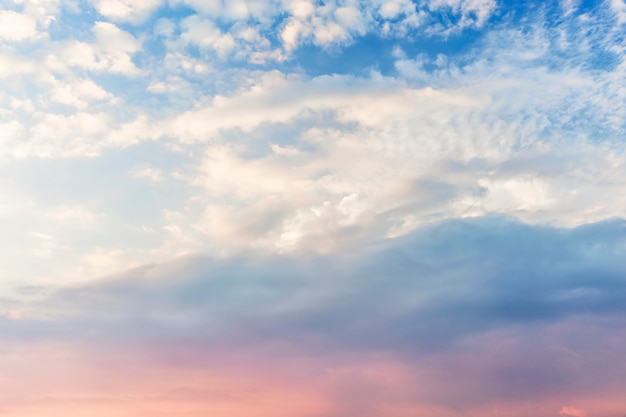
<box><xmin>0</xmin><ymin>0</ymin><xmax>625</xmax><ymax>416</ymax></box>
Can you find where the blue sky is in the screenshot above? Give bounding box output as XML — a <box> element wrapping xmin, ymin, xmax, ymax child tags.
<box><xmin>0</xmin><ymin>0</ymin><xmax>626</xmax><ymax>416</ymax></box>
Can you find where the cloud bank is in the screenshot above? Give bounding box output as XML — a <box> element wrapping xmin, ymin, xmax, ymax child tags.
<box><xmin>3</xmin><ymin>217</ymin><xmax>626</xmax><ymax>416</ymax></box>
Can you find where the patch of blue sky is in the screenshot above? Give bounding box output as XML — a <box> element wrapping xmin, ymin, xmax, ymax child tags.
<box><xmin>289</xmin><ymin>25</ymin><xmax>488</xmax><ymax>78</ymax></box>
<box><xmin>585</xmin><ymin>48</ymin><xmax>622</xmax><ymax>71</ymax></box>
<box><xmin>150</xmin><ymin>2</ymin><xmax>197</xmax><ymax>26</ymax></box>
<box><xmin>281</xmin><ymin>2</ymin><xmax>612</xmax><ymax>79</ymax></box>
<box><xmin>289</xmin><ymin>35</ymin><xmax>398</xmax><ymax>76</ymax></box>
<box><xmin>135</xmin><ymin>34</ymin><xmax>169</xmax><ymax>65</ymax></box>
<box><xmin>134</xmin><ymin>4</ymin><xmax>196</xmax><ymax>56</ymax></box>
<box><xmin>46</xmin><ymin>2</ymin><xmax>99</xmax><ymax>41</ymax></box>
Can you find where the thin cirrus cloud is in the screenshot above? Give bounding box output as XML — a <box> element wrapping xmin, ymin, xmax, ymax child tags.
<box><xmin>0</xmin><ymin>0</ymin><xmax>625</xmax><ymax>416</ymax></box>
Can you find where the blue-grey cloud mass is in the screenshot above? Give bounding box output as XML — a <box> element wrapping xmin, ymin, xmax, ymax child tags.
<box><xmin>2</xmin><ymin>217</ymin><xmax>623</xmax><ymax>416</ymax></box>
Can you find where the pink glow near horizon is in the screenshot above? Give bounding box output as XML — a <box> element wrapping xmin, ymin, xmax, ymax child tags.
<box><xmin>1</xmin><ymin>333</ymin><xmax>625</xmax><ymax>417</ymax></box>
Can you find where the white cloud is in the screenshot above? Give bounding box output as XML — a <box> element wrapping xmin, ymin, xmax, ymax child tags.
<box><xmin>560</xmin><ymin>0</ymin><xmax>579</xmax><ymax>16</ymax></box>
<box><xmin>283</xmin><ymin>0</ymin><xmax>315</xmax><ymax>18</ymax></box>
<box><xmin>0</xmin><ymin>10</ymin><xmax>38</xmax><ymax>41</ymax></box>
<box><xmin>0</xmin><ymin>51</ymin><xmax>38</xmax><ymax>82</ymax></box>
<box><xmin>0</xmin><ymin>120</ymin><xmax>26</xmax><ymax>150</ymax></box>
<box><xmin>138</xmin><ymin>49</ymin><xmax>624</xmax><ymax>251</ymax></box>
<box><xmin>168</xmin><ymin>0</ymin><xmax>493</xmax><ymax>53</ymax></box>
<box><xmin>30</xmin><ymin>232</ymin><xmax>61</xmax><ymax>258</ymax></box>
<box><xmin>92</xmin><ymin>21</ymin><xmax>141</xmax><ymax>70</ymax></box>
<box><xmin>161</xmin><ymin>52</ymin><xmax>212</xmax><ymax>75</ymax></box>
<box><xmin>153</xmin><ymin>18</ymin><xmax>175</xmax><ymax>37</ymax></box>
<box><xmin>180</xmin><ymin>16</ymin><xmax>236</xmax><ymax>58</ymax></box>
<box><xmin>13</xmin><ymin>112</ymin><xmax>112</xmax><ymax>158</ymax></box>
<box><xmin>280</xmin><ymin>1</ymin><xmax>371</xmax><ymax>49</ymax></box>
<box><xmin>45</xmin><ymin>22</ymin><xmax>141</xmax><ymax>75</ymax></box>
<box><xmin>377</xmin><ymin>0</ymin><xmax>412</xmax><ymax>19</ymax></box>
<box><xmin>46</xmin><ymin>41</ymin><xmax>98</xmax><ymax>72</ymax></box>
<box><xmin>0</xmin><ymin>0</ymin><xmax>622</xmax><ymax>276</ymax></box>
<box><xmin>334</xmin><ymin>5</ymin><xmax>367</xmax><ymax>33</ymax></box>
<box><xmin>609</xmin><ymin>0</ymin><xmax>626</xmax><ymax>24</ymax></box>
<box><xmin>11</xmin><ymin>0</ymin><xmax>61</xmax><ymax>28</ymax></box>
<box><xmin>160</xmin><ymin>0</ymin><xmax>498</xmax><ymax>53</ymax></box>
<box><xmin>281</xmin><ymin>18</ymin><xmax>306</xmax><ymax>50</ymax></box>
<box><xmin>129</xmin><ymin>166</ymin><xmax>164</xmax><ymax>182</ymax></box>
<box><xmin>102</xmin><ymin>113</ymin><xmax>169</xmax><ymax>149</ymax></box>
<box><xmin>54</xmin><ymin>22</ymin><xmax>140</xmax><ymax>72</ymax></box>
<box><xmin>50</xmin><ymin>78</ymin><xmax>112</xmax><ymax>109</ymax></box>
<box><xmin>92</xmin><ymin>0</ymin><xmax>164</xmax><ymax>24</ymax></box>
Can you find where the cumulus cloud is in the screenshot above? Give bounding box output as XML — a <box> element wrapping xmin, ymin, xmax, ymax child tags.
<box><xmin>92</xmin><ymin>0</ymin><xmax>164</xmax><ymax>24</ymax></box>
<box><xmin>0</xmin><ymin>10</ymin><xmax>38</xmax><ymax>41</ymax></box>
<box><xmin>166</xmin><ymin>0</ymin><xmax>497</xmax><ymax>52</ymax></box>
<box><xmin>50</xmin><ymin>78</ymin><xmax>112</xmax><ymax>109</ymax></box>
<box><xmin>180</xmin><ymin>15</ymin><xmax>236</xmax><ymax>58</ymax></box>
<box><xmin>42</xmin><ymin>21</ymin><xmax>141</xmax><ymax>76</ymax></box>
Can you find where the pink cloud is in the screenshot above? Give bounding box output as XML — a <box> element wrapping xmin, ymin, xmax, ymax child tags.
<box><xmin>560</xmin><ymin>406</ymin><xmax>586</xmax><ymax>417</ymax></box>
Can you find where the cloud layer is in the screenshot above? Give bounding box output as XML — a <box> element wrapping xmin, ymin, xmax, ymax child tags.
<box><xmin>0</xmin><ymin>0</ymin><xmax>625</xmax><ymax>415</ymax></box>
<box><xmin>3</xmin><ymin>217</ymin><xmax>626</xmax><ymax>416</ymax></box>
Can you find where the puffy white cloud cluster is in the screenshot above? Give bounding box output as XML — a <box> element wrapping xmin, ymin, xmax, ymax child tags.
<box><xmin>0</xmin><ymin>9</ymin><xmax>38</xmax><ymax>40</ymax></box>
<box><xmin>0</xmin><ymin>0</ymin><xmax>623</xmax><ymax>285</ymax></box>
<box><xmin>91</xmin><ymin>0</ymin><xmax>164</xmax><ymax>24</ymax></box>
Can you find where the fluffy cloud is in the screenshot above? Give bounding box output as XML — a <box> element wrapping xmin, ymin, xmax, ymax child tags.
<box><xmin>41</xmin><ymin>21</ymin><xmax>141</xmax><ymax>76</ymax></box>
<box><xmin>180</xmin><ymin>15</ymin><xmax>236</xmax><ymax>58</ymax></box>
<box><xmin>0</xmin><ymin>10</ymin><xmax>38</xmax><ymax>41</ymax></box>
<box><xmin>50</xmin><ymin>78</ymin><xmax>112</xmax><ymax>109</ymax></box>
<box><xmin>1</xmin><ymin>3</ymin><xmax>624</xmax><ymax>255</ymax></box>
<box><xmin>141</xmin><ymin>54</ymin><xmax>624</xmax><ymax>251</ymax></box>
<box><xmin>280</xmin><ymin>1</ymin><xmax>370</xmax><ymax>50</ymax></box>
<box><xmin>92</xmin><ymin>0</ymin><xmax>164</xmax><ymax>24</ymax></box>
<box><xmin>167</xmin><ymin>0</ymin><xmax>496</xmax><ymax>52</ymax></box>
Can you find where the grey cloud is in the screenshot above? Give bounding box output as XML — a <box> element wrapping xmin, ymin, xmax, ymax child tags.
<box><xmin>37</xmin><ymin>216</ymin><xmax>626</xmax><ymax>351</ymax></box>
